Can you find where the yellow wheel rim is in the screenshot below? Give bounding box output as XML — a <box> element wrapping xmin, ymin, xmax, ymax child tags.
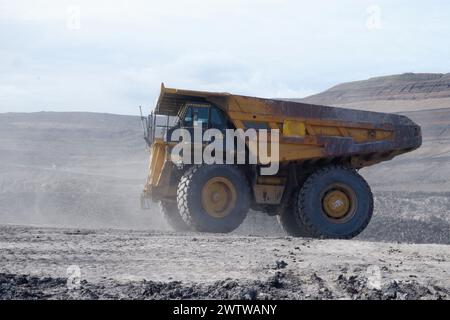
<box><xmin>201</xmin><ymin>177</ymin><xmax>237</xmax><ymax>218</ymax></box>
<box><xmin>323</xmin><ymin>190</ymin><xmax>350</xmax><ymax>219</ymax></box>
<box><xmin>321</xmin><ymin>183</ymin><xmax>357</xmax><ymax>222</ymax></box>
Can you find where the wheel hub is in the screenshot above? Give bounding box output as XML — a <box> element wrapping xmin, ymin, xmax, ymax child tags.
<box><xmin>322</xmin><ymin>189</ymin><xmax>351</xmax><ymax>219</ymax></box>
<box><xmin>201</xmin><ymin>177</ymin><xmax>237</xmax><ymax>218</ymax></box>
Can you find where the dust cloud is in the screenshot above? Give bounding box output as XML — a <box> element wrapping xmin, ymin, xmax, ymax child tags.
<box><xmin>0</xmin><ymin>110</ymin><xmax>449</xmax><ymax>244</ymax></box>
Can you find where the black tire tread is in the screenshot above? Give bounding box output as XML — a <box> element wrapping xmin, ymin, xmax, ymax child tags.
<box><xmin>177</xmin><ymin>165</ymin><xmax>251</xmax><ymax>233</ymax></box>
<box><xmin>277</xmin><ymin>188</ymin><xmax>313</xmax><ymax>237</ymax></box>
<box><xmin>177</xmin><ymin>165</ymin><xmax>200</xmax><ymax>229</ymax></box>
<box><xmin>160</xmin><ymin>201</ymin><xmax>191</xmax><ymax>231</ymax></box>
<box><xmin>298</xmin><ymin>165</ymin><xmax>373</xmax><ymax>239</ymax></box>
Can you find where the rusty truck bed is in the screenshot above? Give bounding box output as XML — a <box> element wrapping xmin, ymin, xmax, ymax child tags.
<box><xmin>153</xmin><ymin>84</ymin><xmax>422</xmax><ymax>167</ymax></box>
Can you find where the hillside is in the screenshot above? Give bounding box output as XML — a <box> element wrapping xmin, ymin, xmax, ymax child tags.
<box><xmin>297</xmin><ymin>73</ymin><xmax>450</xmax><ymax>113</ymax></box>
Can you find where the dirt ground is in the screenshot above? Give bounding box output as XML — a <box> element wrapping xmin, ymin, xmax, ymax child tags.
<box><xmin>0</xmin><ymin>225</ymin><xmax>448</xmax><ymax>300</ymax></box>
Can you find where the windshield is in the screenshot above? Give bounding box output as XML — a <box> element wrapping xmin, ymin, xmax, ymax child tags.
<box><xmin>183</xmin><ymin>106</ymin><xmax>209</xmax><ymax>128</ymax></box>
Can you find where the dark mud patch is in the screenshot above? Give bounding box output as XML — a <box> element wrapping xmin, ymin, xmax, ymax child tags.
<box><xmin>63</xmin><ymin>229</ymin><xmax>96</xmax><ymax>236</ymax></box>
<box><xmin>1</xmin><ymin>272</ymin><xmax>448</xmax><ymax>300</ymax></box>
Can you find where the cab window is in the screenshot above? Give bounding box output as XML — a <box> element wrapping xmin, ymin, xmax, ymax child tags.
<box><xmin>183</xmin><ymin>106</ymin><xmax>209</xmax><ymax>128</ymax></box>
<box><xmin>181</xmin><ymin>105</ymin><xmax>230</xmax><ymax>130</ymax></box>
<box><xmin>210</xmin><ymin>107</ymin><xmax>228</xmax><ymax>130</ymax></box>
<box><xmin>183</xmin><ymin>107</ymin><xmax>193</xmax><ymax>125</ymax></box>
<box><xmin>193</xmin><ymin>107</ymin><xmax>209</xmax><ymax>127</ymax></box>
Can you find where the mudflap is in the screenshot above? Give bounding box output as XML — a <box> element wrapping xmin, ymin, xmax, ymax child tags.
<box><xmin>140</xmin><ymin>192</ymin><xmax>153</xmax><ymax>210</ymax></box>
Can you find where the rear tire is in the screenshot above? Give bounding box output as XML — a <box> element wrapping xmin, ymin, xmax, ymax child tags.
<box><xmin>298</xmin><ymin>165</ymin><xmax>373</xmax><ymax>239</ymax></box>
<box><xmin>277</xmin><ymin>188</ymin><xmax>312</xmax><ymax>237</ymax></box>
<box><xmin>177</xmin><ymin>165</ymin><xmax>250</xmax><ymax>233</ymax></box>
<box><xmin>160</xmin><ymin>201</ymin><xmax>191</xmax><ymax>232</ymax></box>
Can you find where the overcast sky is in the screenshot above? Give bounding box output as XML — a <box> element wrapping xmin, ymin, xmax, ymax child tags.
<box><xmin>1</xmin><ymin>0</ymin><xmax>450</xmax><ymax>115</ymax></box>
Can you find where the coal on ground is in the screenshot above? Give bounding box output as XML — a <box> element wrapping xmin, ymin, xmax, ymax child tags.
<box><xmin>1</xmin><ymin>272</ymin><xmax>448</xmax><ymax>300</ymax></box>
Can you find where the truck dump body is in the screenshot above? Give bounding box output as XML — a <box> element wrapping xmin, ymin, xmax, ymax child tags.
<box><xmin>155</xmin><ymin>84</ymin><xmax>422</xmax><ymax>167</ymax></box>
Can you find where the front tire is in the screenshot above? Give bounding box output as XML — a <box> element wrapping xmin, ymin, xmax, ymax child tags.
<box><xmin>177</xmin><ymin>165</ymin><xmax>250</xmax><ymax>233</ymax></box>
<box><xmin>298</xmin><ymin>165</ymin><xmax>373</xmax><ymax>239</ymax></box>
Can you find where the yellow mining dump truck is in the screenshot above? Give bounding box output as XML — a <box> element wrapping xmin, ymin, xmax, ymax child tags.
<box><xmin>141</xmin><ymin>84</ymin><xmax>421</xmax><ymax>238</ymax></box>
